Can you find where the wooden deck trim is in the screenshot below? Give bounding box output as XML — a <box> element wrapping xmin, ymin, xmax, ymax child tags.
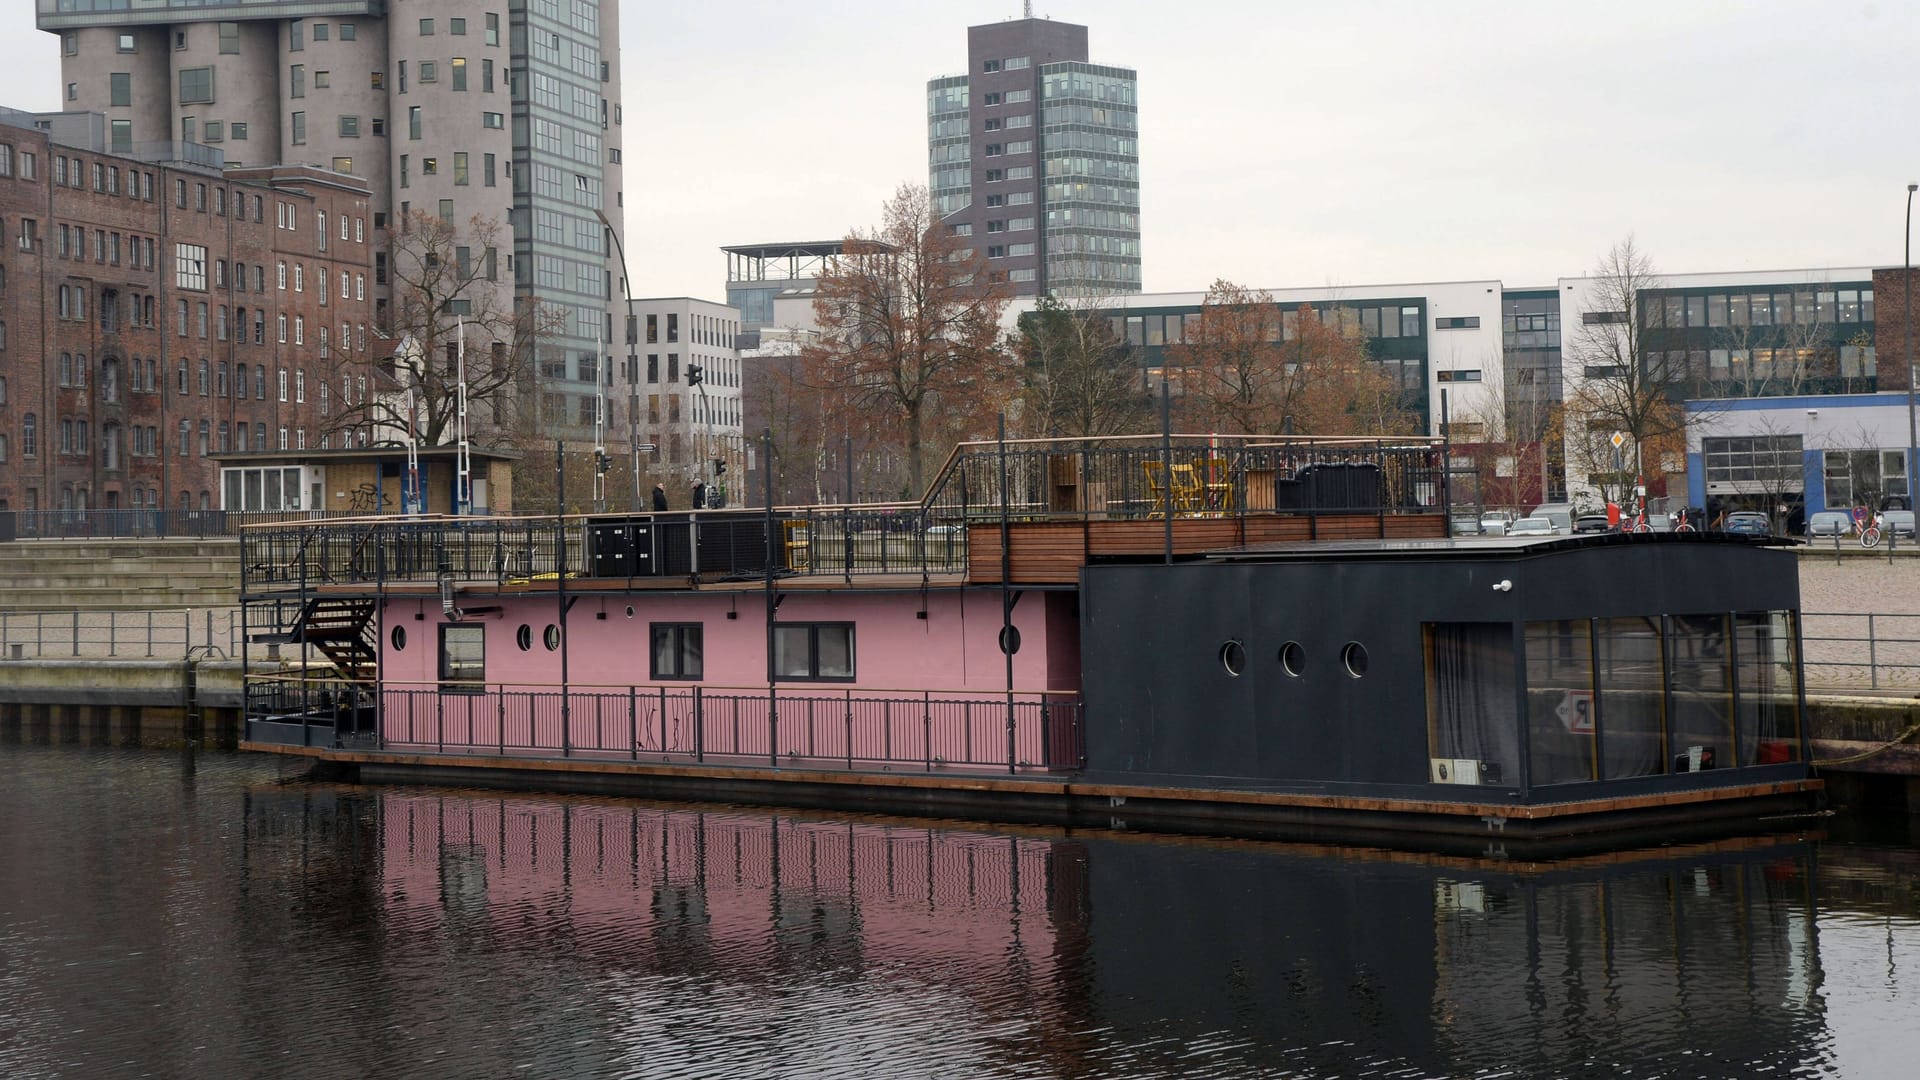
<box><xmin>248</xmin><ymin>741</ymin><xmax>1819</xmax><ymax>821</ymax></box>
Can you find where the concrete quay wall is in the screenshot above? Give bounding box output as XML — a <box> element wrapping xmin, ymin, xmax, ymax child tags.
<box><xmin>0</xmin><ymin>659</ymin><xmax>245</xmax><ymax>749</ymax></box>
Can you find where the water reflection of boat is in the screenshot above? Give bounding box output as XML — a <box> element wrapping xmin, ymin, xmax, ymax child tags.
<box><xmin>241</xmin><ymin>784</ymin><xmax>1848</xmax><ymax>1078</ymax></box>
<box><xmin>238</xmin><ymin>434</ymin><xmax>1821</xmax><ymax>854</ymax></box>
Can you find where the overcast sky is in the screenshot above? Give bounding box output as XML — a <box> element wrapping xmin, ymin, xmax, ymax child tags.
<box><xmin>3</xmin><ymin>1</ymin><xmax>1916</xmax><ymax>298</ymax></box>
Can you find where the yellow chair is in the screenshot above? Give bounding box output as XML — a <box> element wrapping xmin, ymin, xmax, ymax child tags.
<box><xmin>1167</xmin><ymin>464</ymin><xmax>1204</xmax><ymax>514</ymax></box>
<box><xmin>1201</xmin><ymin>455</ymin><xmax>1235</xmax><ymax>513</ymax></box>
<box><xmin>782</xmin><ymin>520</ymin><xmax>811</xmax><ymax>569</ymax></box>
<box><xmin>1141</xmin><ymin>460</ymin><xmax>1170</xmax><ymax>517</ymax></box>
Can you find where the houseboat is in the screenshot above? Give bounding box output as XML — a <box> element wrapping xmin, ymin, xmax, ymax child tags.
<box><xmin>239</xmin><ymin>434</ymin><xmax>1820</xmax><ymax>855</ymax></box>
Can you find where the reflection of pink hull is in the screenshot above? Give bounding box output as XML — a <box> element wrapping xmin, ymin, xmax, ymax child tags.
<box><xmin>380</xmin><ymin>687</ymin><xmax>1070</xmax><ymax>771</ymax></box>
<box><xmin>380</xmin><ymin>793</ymin><xmax>1062</xmax><ymax>971</ymax></box>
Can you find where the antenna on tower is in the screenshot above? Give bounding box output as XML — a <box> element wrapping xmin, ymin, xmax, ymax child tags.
<box><xmin>1023</xmin><ymin>1</ymin><xmax>1032</xmax><ymax>17</ymax></box>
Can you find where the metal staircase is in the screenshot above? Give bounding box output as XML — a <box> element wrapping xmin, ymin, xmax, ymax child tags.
<box><xmin>284</xmin><ymin>597</ymin><xmax>380</xmax><ymax>684</ymax></box>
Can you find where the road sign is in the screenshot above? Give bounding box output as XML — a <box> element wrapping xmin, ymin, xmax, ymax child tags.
<box><xmin>1556</xmin><ymin>689</ymin><xmax>1595</xmax><ymax>735</ymax></box>
<box><xmin>1610</xmin><ymin>432</ymin><xmax>1627</xmax><ymax>449</ymax></box>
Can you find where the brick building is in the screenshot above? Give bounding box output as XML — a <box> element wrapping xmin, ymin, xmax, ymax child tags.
<box><xmin>0</xmin><ymin>110</ymin><xmax>377</xmax><ymax>515</ymax></box>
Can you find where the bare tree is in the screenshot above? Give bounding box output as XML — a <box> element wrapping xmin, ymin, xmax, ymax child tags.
<box><xmin>1564</xmin><ymin>237</ymin><xmax>1685</xmax><ymax>490</ymax></box>
<box><xmin>803</xmin><ymin>184</ymin><xmax>1016</xmax><ymax>497</ymax></box>
<box><xmin>1169</xmin><ymin>280</ymin><xmax>1300</xmax><ymax>433</ymax></box>
<box><xmin>1015</xmin><ymin>295</ymin><xmax>1150</xmax><ymax>437</ymax></box>
<box><xmin>328</xmin><ymin>210</ymin><xmax>559</xmax><ymax>449</ymax></box>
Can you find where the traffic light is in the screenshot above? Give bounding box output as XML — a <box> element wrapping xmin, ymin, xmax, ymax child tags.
<box><xmin>686</xmin><ymin>363</ymin><xmax>703</xmax><ymax>387</ymax></box>
<box><xmin>594</xmin><ymin>448</ymin><xmax>609</xmax><ymax>474</ymax></box>
<box><xmin>712</xmin><ymin>458</ymin><xmax>726</xmax><ymax>475</ymax></box>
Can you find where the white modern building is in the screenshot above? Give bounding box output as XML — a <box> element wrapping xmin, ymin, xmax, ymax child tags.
<box><xmin>629</xmin><ymin>297</ymin><xmax>744</xmax><ymax>498</ymax></box>
<box><xmin>1685</xmin><ymin>392</ymin><xmax>1912</xmax><ymax>529</ymax></box>
<box><xmin>1003</xmin><ymin>280</ymin><xmax>1511</xmax><ymax>441</ymax></box>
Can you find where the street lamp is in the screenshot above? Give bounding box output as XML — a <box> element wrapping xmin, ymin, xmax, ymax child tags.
<box><xmin>594</xmin><ymin>208</ymin><xmax>642</xmax><ymax>510</ymax></box>
<box><xmin>1906</xmin><ymin>183</ymin><xmax>1918</xmax><ymax>510</ymax></box>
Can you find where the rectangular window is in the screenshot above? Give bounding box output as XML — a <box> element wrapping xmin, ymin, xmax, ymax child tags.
<box><xmin>650</xmin><ymin>624</ymin><xmax>704</xmax><ymax>680</ymax></box>
<box><xmin>1424</xmin><ymin>623</ymin><xmax>1518</xmax><ymax>787</ymax></box>
<box><xmin>291</xmin><ymin>111</ymin><xmax>306</xmax><ymax>144</ymax></box>
<box><xmin>178</xmin><ymin>66</ymin><xmax>215</xmax><ymax>105</ymax></box>
<box><xmin>289</xmin><ymin>64</ymin><xmax>304</xmax><ymax>98</ymax></box>
<box><xmin>175</xmin><ymin>243</ymin><xmax>208</xmax><ymax>290</ymax></box>
<box><xmin>452</xmin><ymin>57</ymin><xmax>467</xmax><ymax>91</ymax></box>
<box><xmin>1434</xmin><ymin>316</ymin><xmax>1479</xmax><ymax>329</ymax></box>
<box><xmin>1524</xmin><ymin>620</ymin><xmax>1596</xmax><ymax>785</ymax></box>
<box><xmin>110</xmin><ymin>72</ymin><xmax>132</xmax><ymax>107</ymax></box>
<box><xmin>772</xmin><ymin>623</ymin><xmax>855</xmax><ymax>682</ymax></box>
<box><xmin>438</xmin><ymin>625</ymin><xmax>485</xmax><ymax>693</ymax></box>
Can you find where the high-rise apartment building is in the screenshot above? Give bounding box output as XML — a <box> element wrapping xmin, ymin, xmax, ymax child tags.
<box><xmin>928</xmin><ymin>16</ymin><xmax>1140</xmax><ymax>298</ymax></box>
<box><xmin>37</xmin><ymin>1</ymin><xmax>628</xmax><ymax>440</ymax></box>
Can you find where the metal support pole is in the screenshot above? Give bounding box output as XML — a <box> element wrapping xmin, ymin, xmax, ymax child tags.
<box><xmin>999</xmin><ymin>413</ymin><xmax>1016</xmax><ymax>774</ymax></box>
<box><xmin>556</xmin><ymin>440</ymin><xmax>571</xmax><ymax>756</ymax></box>
<box><xmin>1160</xmin><ymin>378</ymin><xmax>1173</xmax><ymax>564</ymax></box>
<box><xmin>1907</xmin><ymin>184</ymin><xmax>1918</xmax><ymax>508</ymax></box>
<box><xmin>763</xmin><ymin>428</ymin><xmax>779</xmax><ymax>765</ymax></box>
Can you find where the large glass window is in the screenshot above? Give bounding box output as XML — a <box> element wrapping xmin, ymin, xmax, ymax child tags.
<box><xmin>1668</xmin><ymin>615</ymin><xmax>1733</xmax><ymax>772</ymax></box>
<box><xmin>1424</xmin><ymin>623</ymin><xmax>1519</xmax><ymax>786</ymax></box>
<box><xmin>438</xmin><ymin>625</ymin><xmax>486</xmax><ymax>693</ymax></box>
<box><xmin>1735</xmin><ymin>612</ymin><xmax>1800</xmax><ymax>765</ymax></box>
<box><xmin>650</xmin><ymin>623</ymin><xmax>703</xmax><ymax>681</ymax></box>
<box><xmin>772</xmin><ymin>623</ymin><xmax>854</xmax><ymax>682</ymax></box>
<box><xmin>1595</xmin><ymin>617</ymin><xmax>1666</xmax><ymax>778</ymax></box>
<box><xmin>1525</xmin><ymin>621</ymin><xmax>1597</xmax><ymax>785</ymax></box>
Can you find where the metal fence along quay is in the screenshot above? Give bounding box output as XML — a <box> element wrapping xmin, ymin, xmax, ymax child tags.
<box><xmin>0</xmin><ymin>608</ymin><xmax>242</xmax><ymax>660</ymax></box>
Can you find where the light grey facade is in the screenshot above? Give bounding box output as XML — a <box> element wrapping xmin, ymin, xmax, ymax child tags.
<box><xmin>40</xmin><ymin>0</ymin><xmax>628</xmax><ymax>441</ymax></box>
<box><xmin>927</xmin><ymin>16</ymin><xmax>1139</xmax><ymax>298</ymax></box>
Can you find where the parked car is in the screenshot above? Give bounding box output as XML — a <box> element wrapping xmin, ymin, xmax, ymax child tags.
<box><xmin>1806</xmin><ymin>511</ymin><xmax>1853</xmax><ymax>537</ymax></box>
<box><xmin>1882</xmin><ymin>509</ymin><xmax>1916</xmax><ymax>538</ymax></box>
<box><xmin>1479</xmin><ymin>511</ymin><xmax>1512</xmax><ymax>536</ymax></box>
<box><xmin>1573</xmin><ymin>514</ymin><xmax>1613</xmax><ymax>534</ymax></box>
<box><xmin>1508</xmin><ymin>517</ymin><xmax>1560</xmax><ymax>537</ymax></box>
<box><xmin>1721</xmin><ymin>512</ymin><xmax>1772</xmax><ymax>537</ymax></box>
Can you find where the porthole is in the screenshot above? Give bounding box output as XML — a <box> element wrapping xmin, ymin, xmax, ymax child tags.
<box><xmin>625</xmin><ymin>605</ymin><xmax>636</xmax><ymax>619</ymax></box>
<box><xmin>999</xmin><ymin>625</ymin><xmax>1022</xmax><ymax>655</ymax></box>
<box><xmin>1279</xmin><ymin>641</ymin><xmax>1305</xmax><ymax>677</ymax></box>
<box><xmin>543</xmin><ymin>624</ymin><xmax>561</xmax><ymax>651</ymax></box>
<box><xmin>1220</xmin><ymin>639</ymin><xmax>1246</xmax><ymax>676</ymax></box>
<box><xmin>1342</xmin><ymin>642</ymin><xmax>1369</xmax><ymax>678</ymax></box>
<box><xmin>390</xmin><ymin>626</ymin><xmax>406</xmax><ymax>651</ymax></box>
<box><xmin>516</xmin><ymin>624</ymin><xmax>532</xmax><ymax>651</ymax></box>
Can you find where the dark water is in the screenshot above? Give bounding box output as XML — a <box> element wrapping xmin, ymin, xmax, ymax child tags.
<box><xmin>3</xmin><ymin>748</ymin><xmax>1917</xmax><ymax>1079</ymax></box>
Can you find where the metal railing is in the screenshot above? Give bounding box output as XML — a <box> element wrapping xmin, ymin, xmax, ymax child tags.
<box><xmin>239</xmin><ymin>507</ymin><xmax>974</xmax><ymax>590</ymax></box>
<box><xmin>249</xmin><ymin>680</ymin><xmax>1085</xmax><ymax>775</ymax></box>
<box><xmin>921</xmin><ymin>433</ymin><xmax>1447</xmax><ymax>522</ymax></box>
<box><xmin>1802</xmin><ymin>612</ymin><xmax>1920</xmax><ymax>690</ymax></box>
<box><xmin>0</xmin><ymin>608</ymin><xmax>242</xmax><ymax>660</ymax></box>
<box><xmin>4</xmin><ymin>508</ymin><xmax>368</xmax><ymax>541</ymax></box>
